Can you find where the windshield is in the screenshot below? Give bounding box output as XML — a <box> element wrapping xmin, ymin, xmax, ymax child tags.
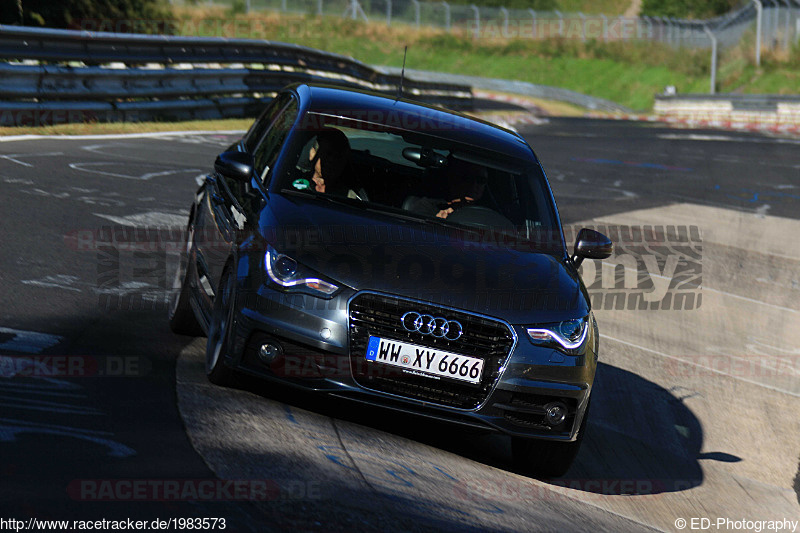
<box><xmin>277</xmin><ymin>112</ymin><xmax>563</xmax><ymax>248</ymax></box>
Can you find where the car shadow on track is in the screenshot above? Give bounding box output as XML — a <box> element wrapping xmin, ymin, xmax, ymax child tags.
<box><xmin>795</xmin><ymin>456</ymin><xmax>800</xmax><ymax>506</ymax></box>
<box><xmin>564</xmin><ymin>362</ymin><xmax>711</xmax><ymax>495</ymax></box>
<box><xmin>232</xmin><ymin>360</ymin><xmax>722</xmax><ymax>496</ymax></box>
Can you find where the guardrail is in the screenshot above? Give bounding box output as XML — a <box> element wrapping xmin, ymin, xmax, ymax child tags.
<box><xmin>0</xmin><ymin>25</ymin><xmax>473</xmax><ymax>126</ymax></box>
<box><xmin>378</xmin><ymin>67</ymin><xmax>633</xmax><ymax>113</ymax></box>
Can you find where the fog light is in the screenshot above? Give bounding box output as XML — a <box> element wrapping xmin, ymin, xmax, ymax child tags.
<box><xmin>319</xmin><ymin>327</ymin><xmax>332</xmax><ymax>340</ymax></box>
<box><xmin>258</xmin><ymin>342</ymin><xmax>282</xmax><ymax>364</ymax></box>
<box><xmin>544</xmin><ymin>402</ymin><xmax>568</xmax><ymax>426</ymax></box>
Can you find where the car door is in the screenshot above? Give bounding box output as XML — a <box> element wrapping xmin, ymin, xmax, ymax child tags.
<box><xmin>193</xmin><ymin>93</ymin><xmax>297</xmax><ymax>319</ymax></box>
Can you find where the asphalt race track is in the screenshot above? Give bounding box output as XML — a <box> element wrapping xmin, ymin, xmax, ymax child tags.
<box><xmin>1</xmin><ymin>118</ymin><xmax>798</xmax><ymax>531</ymax></box>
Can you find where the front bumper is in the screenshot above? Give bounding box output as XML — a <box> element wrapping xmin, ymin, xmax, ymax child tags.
<box><xmin>227</xmin><ymin>280</ymin><xmax>596</xmax><ymax>442</ymax></box>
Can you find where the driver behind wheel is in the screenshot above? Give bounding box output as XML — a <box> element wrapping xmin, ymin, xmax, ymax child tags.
<box><xmin>402</xmin><ymin>157</ymin><xmax>490</xmax><ymax>218</ymax></box>
<box><xmin>307</xmin><ymin>129</ymin><xmax>352</xmax><ymax>195</ymax></box>
<box><xmin>435</xmin><ymin>159</ymin><xmax>488</xmax><ymax>219</ymax></box>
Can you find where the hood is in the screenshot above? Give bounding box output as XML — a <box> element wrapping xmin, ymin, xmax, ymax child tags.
<box><xmin>260</xmin><ymin>194</ymin><xmax>589</xmax><ymax>325</ymax></box>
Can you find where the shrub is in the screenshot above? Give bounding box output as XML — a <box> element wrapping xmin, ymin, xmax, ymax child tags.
<box><xmin>640</xmin><ymin>0</ymin><xmax>740</xmax><ymax>20</ymax></box>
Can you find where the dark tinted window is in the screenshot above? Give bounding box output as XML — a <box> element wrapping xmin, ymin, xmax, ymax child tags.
<box><xmin>252</xmin><ymin>99</ymin><xmax>299</xmax><ymax>185</ymax></box>
<box><xmin>244</xmin><ymin>93</ymin><xmax>293</xmax><ymax>154</ymax></box>
<box><xmin>278</xmin><ymin>114</ymin><xmax>561</xmax><ymax>247</ymax></box>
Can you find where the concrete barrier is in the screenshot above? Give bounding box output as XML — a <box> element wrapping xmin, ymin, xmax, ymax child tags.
<box><xmin>652</xmin><ymin>94</ymin><xmax>800</xmax><ymax>134</ymax></box>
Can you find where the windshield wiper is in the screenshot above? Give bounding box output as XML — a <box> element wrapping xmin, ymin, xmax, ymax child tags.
<box><xmin>280</xmin><ymin>188</ymin><xmax>371</xmax><ymax>209</ymax></box>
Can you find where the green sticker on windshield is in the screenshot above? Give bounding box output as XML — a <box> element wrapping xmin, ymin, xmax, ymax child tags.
<box><xmin>292</xmin><ymin>178</ymin><xmax>311</xmax><ymax>190</ymax></box>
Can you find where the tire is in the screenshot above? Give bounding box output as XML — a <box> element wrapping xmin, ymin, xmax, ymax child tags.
<box><xmin>205</xmin><ymin>264</ymin><xmax>238</xmax><ymax>386</ymax></box>
<box><xmin>168</xmin><ymin>223</ymin><xmax>204</xmax><ymax>337</ymax></box>
<box><xmin>511</xmin><ymin>400</ymin><xmax>591</xmax><ymax>478</ymax></box>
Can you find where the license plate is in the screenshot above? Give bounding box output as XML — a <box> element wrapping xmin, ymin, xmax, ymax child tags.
<box><xmin>365</xmin><ymin>336</ymin><xmax>484</xmax><ymax>384</ymax></box>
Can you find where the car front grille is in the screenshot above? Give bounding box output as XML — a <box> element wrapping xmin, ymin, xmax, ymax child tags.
<box><xmin>348</xmin><ymin>292</ymin><xmax>515</xmax><ymax>410</ymax></box>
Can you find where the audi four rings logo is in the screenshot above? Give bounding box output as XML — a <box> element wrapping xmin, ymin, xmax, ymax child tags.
<box><xmin>401</xmin><ymin>312</ymin><xmax>463</xmax><ymax>340</ymax></box>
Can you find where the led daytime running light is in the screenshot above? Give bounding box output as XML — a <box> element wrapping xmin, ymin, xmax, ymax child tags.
<box><xmin>526</xmin><ymin>319</ymin><xmax>589</xmax><ymax>350</ymax></box>
<box><xmin>265</xmin><ymin>250</ymin><xmax>338</xmax><ymax>295</ymax></box>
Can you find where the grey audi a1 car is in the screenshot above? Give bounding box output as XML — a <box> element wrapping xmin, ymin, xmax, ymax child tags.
<box><xmin>169</xmin><ymin>83</ymin><xmax>612</xmax><ymax>477</ymax></box>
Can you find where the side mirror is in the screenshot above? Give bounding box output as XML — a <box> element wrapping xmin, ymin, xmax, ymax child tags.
<box><xmin>214</xmin><ymin>151</ymin><xmax>254</xmax><ymax>182</ymax></box>
<box><xmin>573</xmin><ymin>228</ymin><xmax>613</xmax><ymax>267</ymax></box>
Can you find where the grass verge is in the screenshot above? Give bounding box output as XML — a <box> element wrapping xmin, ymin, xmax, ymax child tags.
<box><xmin>174</xmin><ymin>7</ymin><xmax>799</xmax><ymax>111</ymax></box>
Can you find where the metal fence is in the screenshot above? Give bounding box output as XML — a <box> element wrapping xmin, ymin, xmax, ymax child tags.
<box><xmin>188</xmin><ymin>0</ymin><xmax>800</xmax><ymax>51</ymax></box>
<box><xmin>0</xmin><ymin>24</ymin><xmax>472</xmax><ymax>126</ymax></box>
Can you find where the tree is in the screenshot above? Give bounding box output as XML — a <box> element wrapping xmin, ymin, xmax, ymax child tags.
<box><xmin>4</xmin><ymin>0</ymin><xmax>174</xmax><ymax>33</ymax></box>
<box><xmin>640</xmin><ymin>0</ymin><xmax>740</xmax><ymax>19</ymax></box>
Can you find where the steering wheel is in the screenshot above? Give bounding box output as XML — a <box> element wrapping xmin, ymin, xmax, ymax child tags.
<box><xmin>445</xmin><ymin>205</ymin><xmax>515</xmax><ymax>231</ymax></box>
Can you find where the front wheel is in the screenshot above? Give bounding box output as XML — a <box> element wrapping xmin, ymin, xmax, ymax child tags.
<box><xmin>511</xmin><ymin>400</ymin><xmax>590</xmax><ymax>478</ymax></box>
<box><xmin>205</xmin><ymin>264</ymin><xmax>238</xmax><ymax>386</ymax></box>
<box><xmin>168</xmin><ymin>223</ymin><xmax>204</xmax><ymax>337</ymax></box>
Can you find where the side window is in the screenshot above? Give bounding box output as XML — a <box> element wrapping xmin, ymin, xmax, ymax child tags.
<box><xmin>244</xmin><ymin>93</ymin><xmax>292</xmax><ymax>153</ymax></box>
<box><xmin>253</xmin><ymin>99</ymin><xmax>299</xmax><ymax>185</ymax></box>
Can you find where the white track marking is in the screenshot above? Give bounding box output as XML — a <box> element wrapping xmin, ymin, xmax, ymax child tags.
<box><xmin>658</xmin><ymin>132</ymin><xmax>800</xmax><ymax>145</ymax></box>
<box><xmin>21</xmin><ymin>188</ymin><xmax>70</xmax><ymax>199</ymax></box>
<box><xmin>659</xmin><ymin>133</ymin><xmax>739</xmax><ymax>142</ymax></box>
<box><xmin>755</xmin><ymin>204</ymin><xmax>771</xmax><ymax>216</ymax></box>
<box><xmin>19</xmin><ymin>187</ymin><xmax>128</xmax><ymax>207</ymax></box>
<box><xmin>0</xmin><ymin>382</ymin><xmax>84</xmax><ymax>397</ymax></box>
<box><xmin>92</xmin><ymin>281</ymin><xmax>160</xmax><ymax>296</ymax></box>
<box><xmin>0</xmin><ymin>393</ymin><xmax>103</xmax><ymax>415</ymax></box>
<box><xmin>0</xmin><ymin>417</ymin><xmax>136</xmax><ymax>458</ymax></box>
<box><xmin>0</xmin><ymin>151</ymin><xmax>63</xmax><ymax>167</ymax></box>
<box><xmin>21</xmin><ymin>275</ymin><xmax>82</xmax><ymax>292</ymax></box>
<box><xmin>604</xmin><ymin>335</ymin><xmax>800</xmax><ymax>398</ymax></box>
<box><xmin>2</xmin><ymin>177</ymin><xmax>34</xmax><ymax>185</ymax></box>
<box><xmin>0</xmin><ymin>155</ymin><xmax>32</xmax><ymax>167</ymax></box>
<box><xmin>550</xmin><ymin>184</ymin><xmax>638</xmax><ymax>201</ymax></box>
<box><xmin>0</xmin><ymin>130</ymin><xmax>245</xmax><ymax>142</ymax></box>
<box><xmin>94</xmin><ymin>211</ymin><xmax>188</xmax><ymax>227</ymax></box>
<box><xmin>69</xmin><ymin>162</ymin><xmax>202</xmax><ymax>181</ymax></box>
<box><xmin>0</xmin><ymin>327</ymin><xmax>62</xmax><ymax>354</ymax></box>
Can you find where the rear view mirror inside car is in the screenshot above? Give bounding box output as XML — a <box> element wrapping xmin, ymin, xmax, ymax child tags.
<box><xmin>402</xmin><ymin>147</ymin><xmax>448</xmax><ymax>168</ymax></box>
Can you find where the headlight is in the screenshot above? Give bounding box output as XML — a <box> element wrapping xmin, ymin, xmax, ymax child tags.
<box><xmin>526</xmin><ymin>315</ymin><xmax>590</xmax><ymax>355</ymax></box>
<box><xmin>264</xmin><ymin>245</ymin><xmax>339</xmax><ymax>298</ymax></box>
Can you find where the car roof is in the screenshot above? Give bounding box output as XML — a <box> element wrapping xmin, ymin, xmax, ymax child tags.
<box><xmin>289</xmin><ymin>83</ymin><xmax>536</xmax><ymax>161</ymax></box>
